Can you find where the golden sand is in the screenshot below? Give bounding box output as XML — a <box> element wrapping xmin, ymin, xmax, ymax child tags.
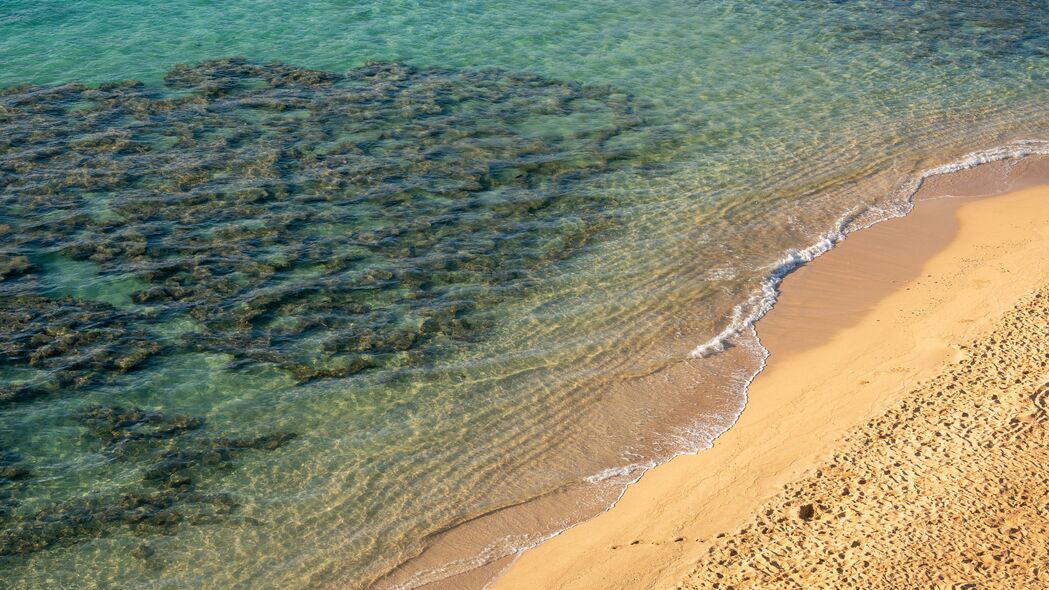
<box><xmin>491</xmin><ymin>182</ymin><xmax>1049</xmax><ymax>590</ymax></box>
<box><xmin>681</xmin><ymin>286</ymin><xmax>1049</xmax><ymax>588</ymax></box>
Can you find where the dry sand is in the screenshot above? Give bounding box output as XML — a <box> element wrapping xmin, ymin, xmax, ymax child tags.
<box><xmin>491</xmin><ymin>178</ymin><xmax>1049</xmax><ymax>589</ymax></box>
<box><xmin>681</xmin><ymin>285</ymin><xmax>1049</xmax><ymax>589</ymax></box>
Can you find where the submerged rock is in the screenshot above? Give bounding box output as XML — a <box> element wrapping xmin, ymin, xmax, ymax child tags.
<box><xmin>0</xmin><ymin>487</ymin><xmax>239</xmax><ymax>557</ymax></box>
<box><xmin>0</xmin><ymin>404</ymin><xmax>298</xmax><ymax>557</ymax></box>
<box><xmin>0</xmin><ymin>452</ymin><xmax>30</xmax><ymax>484</ymax></box>
<box><xmin>0</xmin><ymin>57</ymin><xmax>647</xmax><ymax>385</ymax></box>
<box><xmin>0</xmin><ymin>466</ymin><xmax>30</xmax><ymax>482</ymax></box>
<box><xmin>141</xmin><ymin>432</ymin><xmax>298</xmax><ymax>483</ymax></box>
<box><xmin>0</xmin><ymin>295</ymin><xmax>162</xmax><ymax>391</ymax></box>
<box><xmin>75</xmin><ymin>405</ymin><xmax>204</xmax><ymax>447</ymax></box>
<box><xmin>0</xmin><ymin>255</ymin><xmax>32</xmax><ymax>280</ymax></box>
<box><xmin>0</xmin><ymin>56</ymin><xmax>652</xmax><ymax>557</ymax></box>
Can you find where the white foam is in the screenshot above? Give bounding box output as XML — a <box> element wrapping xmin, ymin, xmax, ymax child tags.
<box><xmin>392</xmin><ymin>140</ymin><xmax>1049</xmax><ymax>590</ymax></box>
<box><xmin>583</xmin><ymin>461</ymin><xmax>653</xmax><ymax>484</ymax></box>
<box><xmin>690</xmin><ymin>139</ymin><xmax>1049</xmax><ymax>359</ymax></box>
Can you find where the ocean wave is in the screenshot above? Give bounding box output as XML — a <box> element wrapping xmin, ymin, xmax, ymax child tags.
<box><xmin>690</xmin><ymin>139</ymin><xmax>1049</xmax><ymax>359</ymax></box>
<box><xmin>583</xmin><ymin>461</ymin><xmax>655</xmax><ymax>484</ymax></box>
<box><xmin>383</xmin><ymin>140</ymin><xmax>1049</xmax><ymax>590</ymax></box>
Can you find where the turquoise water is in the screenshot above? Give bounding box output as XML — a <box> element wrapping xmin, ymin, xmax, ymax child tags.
<box><xmin>1</xmin><ymin>1</ymin><xmax>1047</xmax><ymax>588</ymax></box>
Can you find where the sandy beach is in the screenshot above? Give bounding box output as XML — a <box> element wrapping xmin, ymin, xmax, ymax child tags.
<box><xmin>492</xmin><ymin>164</ymin><xmax>1049</xmax><ymax>589</ymax></box>
<box><xmin>4</xmin><ymin>4</ymin><xmax>1048</xmax><ymax>587</ymax></box>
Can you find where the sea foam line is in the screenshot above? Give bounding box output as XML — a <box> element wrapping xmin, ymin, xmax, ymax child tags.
<box><xmin>690</xmin><ymin>139</ymin><xmax>1049</xmax><ymax>359</ymax></box>
<box><xmin>495</xmin><ymin>138</ymin><xmax>1049</xmax><ymax>582</ymax></box>
<box><xmin>396</xmin><ymin>140</ymin><xmax>1049</xmax><ymax>590</ymax></box>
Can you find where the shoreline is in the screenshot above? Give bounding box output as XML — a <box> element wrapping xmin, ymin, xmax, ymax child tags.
<box><xmin>680</xmin><ymin>274</ymin><xmax>1049</xmax><ymax>587</ymax></box>
<box><xmin>490</xmin><ymin>165</ymin><xmax>1049</xmax><ymax>589</ymax></box>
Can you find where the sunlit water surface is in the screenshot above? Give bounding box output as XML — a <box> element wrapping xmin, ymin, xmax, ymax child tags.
<box><xmin>1</xmin><ymin>1</ymin><xmax>1047</xmax><ymax>587</ymax></box>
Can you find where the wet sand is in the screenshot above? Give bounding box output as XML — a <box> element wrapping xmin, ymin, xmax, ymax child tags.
<box><xmin>491</xmin><ymin>170</ymin><xmax>1049</xmax><ymax>589</ymax></box>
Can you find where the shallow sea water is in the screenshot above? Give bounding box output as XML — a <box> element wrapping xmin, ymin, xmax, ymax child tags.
<box><xmin>1</xmin><ymin>1</ymin><xmax>1047</xmax><ymax>588</ymax></box>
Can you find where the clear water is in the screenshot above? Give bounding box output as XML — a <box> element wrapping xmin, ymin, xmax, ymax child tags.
<box><xmin>1</xmin><ymin>1</ymin><xmax>1047</xmax><ymax>588</ymax></box>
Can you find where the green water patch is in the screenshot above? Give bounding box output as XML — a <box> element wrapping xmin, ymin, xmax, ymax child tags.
<box><xmin>0</xmin><ymin>57</ymin><xmax>655</xmax><ymax>560</ymax></box>
<box><xmin>0</xmin><ymin>294</ymin><xmax>161</xmax><ymax>391</ymax></box>
<box><xmin>36</xmin><ymin>254</ymin><xmax>148</xmax><ymax>308</ymax></box>
<box><xmin>0</xmin><ymin>402</ymin><xmax>295</xmax><ymax>558</ymax></box>
<box><xmin>1</xmin><ymin>58</ymin><xmax>648</xmax><ymax>385</ymax></box>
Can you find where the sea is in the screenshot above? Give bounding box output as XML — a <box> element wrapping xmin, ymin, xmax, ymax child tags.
<box><xmin>1</xmin><ymin>1</ymin><xmax>1047</xmax><ymax>587</ymax></box>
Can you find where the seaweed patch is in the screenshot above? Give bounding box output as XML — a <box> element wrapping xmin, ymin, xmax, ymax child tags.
<box><xmin>0</xmin><ymin>404</ymin><xmax>295</xmax><ymax>557</ymax></box>
<box><xmin>1</xmin><ymin>58</ymin><xmax>646</xmax><ymax>385</ymax></box>
<box><xmin>0</xmin><ymin>295</ymin><xmax>161</xmax><ymax>391</ymax></box>
<box><xmin>0</xmin><ymin>57</ymin><xmax>649</xmax><ymax>558</ymax></box>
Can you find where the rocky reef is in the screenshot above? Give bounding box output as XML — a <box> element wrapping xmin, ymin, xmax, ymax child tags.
<box><xmin>0</xmin><ymin>403</ymin><xmax>295</xmax><ymax>557</ymax></box>
<box><xmin>0</xmin><ymin>58</ymin><xmax>648</xmax><ymax>558</ymax></box>
<box><xmin>1</xmin><ymin>58</ymin><xmax>644</xmax><ymax>385</ymax></box>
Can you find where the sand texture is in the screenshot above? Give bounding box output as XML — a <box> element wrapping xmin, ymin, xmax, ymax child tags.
<box><xmin>681</xmin><ymin>287</ymin><xmax>1049</xmax><ymax>589</ymax></box>
<box><xmin>493</xmin><ymin>181</ymin><xmax>1049</xmax><ymax>590</ymax></box>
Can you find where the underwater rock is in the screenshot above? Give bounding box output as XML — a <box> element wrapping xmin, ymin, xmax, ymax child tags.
<box><xmin>0</xmin><ymin>404</ymin><xmax>297</xmax><ymax>557</ymax></box>
<box><xmin>0</xmin><ymin>385</ymin><xmax>48</xmax><ymax>404</ymax></box>
<box><xmin>0</xmin><ymin>255</ymin><xmax>32</xmax><ymax>280</ymax></box>
<box><xmin>75</xmin><ymin>405</ymin><xmax>204</xmax><ymax>447</ymax></box>
<box><xmin>0</xmin><ymin>57</ymin><xmax>651</xmax><ymax>557</ymax></box>
<box><xmin>0</xmin><ymin>58</ymin><xmax>646</xmax><ymax>384</ymax></box>
<box><xmin>0</xmin><ymin>296</ymin><xmax>162</xmax><ymax>391</ymax></box>
<box><xmin>141</xmin><ymin>432</ymin><xmax>298</xmax><ymax>484</ymax></box>
<box><xmin>0</xmin><ymin>487</ymin><xmax>240</xmax><ymax>556</ymax></box>
<box><xmin>130</xmin><ymin>543</ymin><xmax>155</xmax><ymax>560</ymax></box>
<box><xmin>0</xmin><ymin>466</ymin><xmax>30</xmax><ymax>482</ymax></box>
<box><xmin>0</xmin><ymin>452</ymin><xmax>29</xmax><ymax>483</ymax></box>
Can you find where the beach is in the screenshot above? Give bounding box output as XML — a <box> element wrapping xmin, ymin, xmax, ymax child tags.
<box><xmin>492</xmin><ymin>167</ymin><xmax>1049</xmax><ymax>589</ymax></box>
<box><xmin>2</xmin><ymin>3</ymin><xmax>1048</xmax><ymax>587</ymax></box>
